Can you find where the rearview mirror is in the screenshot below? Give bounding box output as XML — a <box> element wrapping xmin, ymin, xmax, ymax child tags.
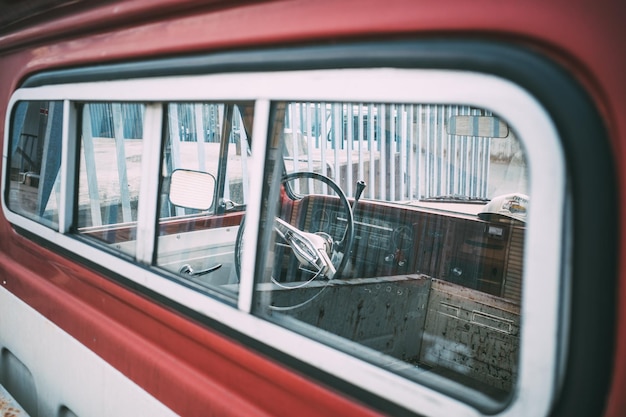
<box><xmin>447</xmin><ymin>115</ymin><xmax>509</xmax><ymax>138</ymax></box>
<box><xmin>169</xmin><ymin>169</ymin><xmax>216</xmax><ymax>210</ymax></box>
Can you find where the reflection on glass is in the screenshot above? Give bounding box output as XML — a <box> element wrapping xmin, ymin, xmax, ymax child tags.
<box><xmin>76</xmin><ymin>103</ymin><xmax>145</xmax><ymax>256</ymax></box>
<box><xmin>256</xmin><ymin>101</ymin><xmax>528</xmax><ymax>403</ymax></box>
<box><xmin>155</xmin><ymin>102</ymin><xmax>254</xmax><ymax>299</ymax></box>
<box><xmin>7</xmin><ymin>101</ymin><xmax>64</xmax><ymax>229</ymax></box>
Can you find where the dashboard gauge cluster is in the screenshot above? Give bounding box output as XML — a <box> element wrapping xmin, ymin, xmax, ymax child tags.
<box><xmin>310</xmin><ymin>206</ymin><xmax>414</xmax><ymax>254</ymax></box>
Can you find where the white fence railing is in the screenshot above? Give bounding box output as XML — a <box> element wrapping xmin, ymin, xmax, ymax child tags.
<box><xmin>283</xmin><ymin>102</ymin><xmax>497</xmax><ymax>202</ymax></box>
<box><xmin>86</xmin><ymin>102</ymin><xmax>506</xmax><ymax>211</ymax></box>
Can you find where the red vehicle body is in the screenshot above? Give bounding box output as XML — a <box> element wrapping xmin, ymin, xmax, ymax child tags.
<box><xmin>0</xmin><ymin>1</ymin><xmax>624</xmax><ymax>416</ymax></box>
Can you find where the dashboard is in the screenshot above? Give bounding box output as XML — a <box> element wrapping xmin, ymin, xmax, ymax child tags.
<box><xmin>311</xmin><ymin>206</ymin><xmax>414</xmax><ymax>250</ymax></box>
<box><xmin>290</xmin><ymin>195</ymin><xmax>524</xmax><ymax>302</ymax></box>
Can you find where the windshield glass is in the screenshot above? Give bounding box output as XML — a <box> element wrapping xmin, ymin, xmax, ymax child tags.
<box><xmin>282</xmin><ymin>102</ymin><xmax>527</xmax><ymax>213</ymax></box>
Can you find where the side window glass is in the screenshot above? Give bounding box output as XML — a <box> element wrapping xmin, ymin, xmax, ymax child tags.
<box><xmin>256</xmin><ymin>101</ymin><xmax>528</xmax><ymax>402</ymax></box>
<box><xmin>75</xmin><ymin>103</ymin><xmax>145</xmax><ymax>256</ymax></box>
<box><xmin>7</xmin><ymin>101</ymin><xmax>64</xmax><ymax>229</ymax></box>
<box><xmin>155</xmin><ymin>102</ymin><xmax>253</xmax><ymax>296</ymax></box>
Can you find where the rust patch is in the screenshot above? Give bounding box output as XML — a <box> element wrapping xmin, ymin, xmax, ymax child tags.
<box><xmin>0</xmin><ymin>386</ymin><xmax>27</xmax><ymax>417</ymax></box>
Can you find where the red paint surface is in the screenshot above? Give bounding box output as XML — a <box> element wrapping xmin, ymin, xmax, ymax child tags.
<box><xmin>0</xmin><ymin>231</ymin><xmax>382</xmax><ymax>417</ymax></box>
<box><xmin>0</xmin><ymin>0</ymin><xmax>624</xmax><ymax>416</ymax></box>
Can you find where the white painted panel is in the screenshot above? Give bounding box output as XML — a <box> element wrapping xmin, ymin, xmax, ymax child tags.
<box><xmin>0</xmin><ymin>286</ymin><xmax>176</xmax><ymax>417</ymax></box>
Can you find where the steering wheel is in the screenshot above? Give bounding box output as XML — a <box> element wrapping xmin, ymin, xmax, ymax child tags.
<box><xmin>234</xmin><ymin>171</ymin><xmax>355</xmax><ymax>282</ymax></box>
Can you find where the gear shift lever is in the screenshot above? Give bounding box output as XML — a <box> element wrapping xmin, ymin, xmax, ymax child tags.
<box><xmin>354</xmin><ymin>180</ymin><xmax>366</xmax><ymax>207</ymax></box>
